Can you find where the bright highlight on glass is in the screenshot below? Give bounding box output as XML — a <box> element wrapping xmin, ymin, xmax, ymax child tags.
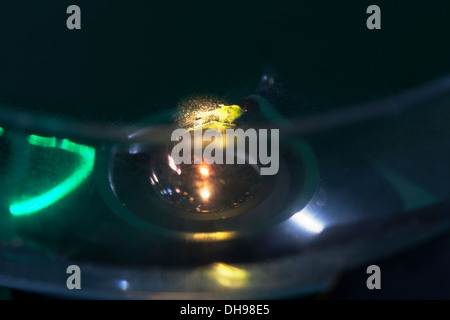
<box><xmin>0</xmin><ymin>127</ymin><xmax>4</xmax><ymax>137</ymax></box>
<box><xmin>290</xmin><ymin>209</ymin><xmax>324</xmax><ymax>234</ymax></box>
<box><xmin>168</xmin><ymin>155</ymin><xmax>181</xmax><ymax>175</ymax></box>
<box><xmin>200</xmin><ymin>188</ymin><xmax>210</xmax><ymax>200</ymax></box>
<box><xmin>199</xmin><ymin>166</ymin><xmax>209</xmax><ymax>177</ymax></box>
<box><xmin>209</xmin><ymin>262</ymin><xmax>249</xmax><ymax>288</ymax></box>
<box><xmin>185</xmin><ymin>231</ymin><xmax>236</xmax><ymax>242</ymax></box>
<box><xmin>118</xmin><ymin>280</ymin><xmax>129</xmax><ymax>291</ymax></box>
<box><xmin>9</xmin><ymin>135</ymin><xmax>96</xmax><ymax>216</ymax></box>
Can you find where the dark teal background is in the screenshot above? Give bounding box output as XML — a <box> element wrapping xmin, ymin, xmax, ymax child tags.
<box><xmin>0</xmin><ymin>1</ymin><xmax>449</xmax><ymax>122</ymax></box>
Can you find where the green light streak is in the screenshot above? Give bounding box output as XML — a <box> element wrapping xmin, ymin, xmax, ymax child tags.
<box><xmin>9</xmin><ymin>135</ymin><xmax>95</xmax><ymax>216</ymax></box>
<box><xmin>0</xmin><ymin>127</ymin><xmax>4</xmax><ymax>136</ymax></box>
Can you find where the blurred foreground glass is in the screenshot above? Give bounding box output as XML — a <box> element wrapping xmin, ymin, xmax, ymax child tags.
<box><xmin>0</xmin><ymin>74</ymin><xmax>449</xmax><ymax>299</ymax></box>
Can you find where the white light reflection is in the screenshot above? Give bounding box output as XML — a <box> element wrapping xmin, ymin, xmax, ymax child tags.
<box><xmin>128</xmin><ymin>144</ymin><xmax>140</xmax><ymax>154</ymax></box>
<box><xmin>290</xmin><ymin>208</ymin><xmax>324</xmax><ymax>234</ymax></box>
<box><xmin>168</xmin><ymin>155</ymin><xmax>181</xmax><ymax>175</ymax></box>
<box><xmin>118</xmin><ymin>280</ymin><xmax>129</xmax><ymax>291</ymax></box>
